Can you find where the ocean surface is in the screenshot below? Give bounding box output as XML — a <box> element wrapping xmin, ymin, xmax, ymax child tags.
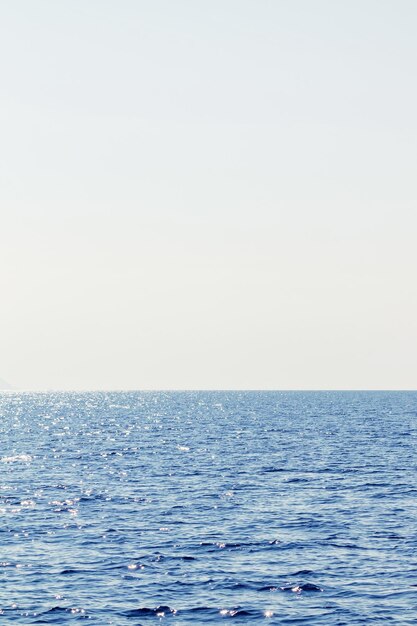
<box><xmin>1</xmin><ymin>391</ymin><xmax>417</xmax><ymax>624</ymax></box>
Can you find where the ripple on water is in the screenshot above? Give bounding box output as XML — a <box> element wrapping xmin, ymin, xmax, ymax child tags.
<box><xmin>1</xmin><ymin>390</ymin><xmax>417</xmax><ymax>624</ymax></box>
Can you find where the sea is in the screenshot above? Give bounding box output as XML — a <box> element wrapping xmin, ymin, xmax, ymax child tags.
<box><xmin>1</xmin><ymin>390</ymin><xmax>417</xmax><ymax>624</ymax></box>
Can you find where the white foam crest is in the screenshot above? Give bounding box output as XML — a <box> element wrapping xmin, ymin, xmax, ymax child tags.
<box><xmin>1</xmin><ymin>454</ymin><xmax>33</xmax><ymax>463</ymax></box>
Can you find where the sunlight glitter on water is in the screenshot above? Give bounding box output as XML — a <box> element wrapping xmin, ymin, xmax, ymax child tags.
<box><xmin>1</xmin><ymin>454</ymin><xmax>33</xmax><ymax>463</ymax></box>
<box><xmin>1</xmin><ymin>390</ymin><xmax>417</xmax><ymax>624</ymax></box>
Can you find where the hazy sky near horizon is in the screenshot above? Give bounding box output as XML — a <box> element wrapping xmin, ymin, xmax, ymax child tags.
<box><xmin>1</xmin><ymin>0</ymin><xmax>417</xmax><ymax>390</ymax></box>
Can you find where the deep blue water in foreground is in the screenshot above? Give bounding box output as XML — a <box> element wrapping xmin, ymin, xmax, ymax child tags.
<box><xmin>1</xmin><ymin>391</ymin><xmax>417</xmax><ymax>624</ymax></box>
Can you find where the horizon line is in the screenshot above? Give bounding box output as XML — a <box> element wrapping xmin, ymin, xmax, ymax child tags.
<box><xmin>1</xmin><ymin>388</ymin><xmax>416</xmax><ymax>393</ymax></box>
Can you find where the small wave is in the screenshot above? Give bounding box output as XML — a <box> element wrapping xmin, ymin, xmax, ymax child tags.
<box><xmin>1</xmin><ymin>454</ymin><xmax>32</xmax><ymax>463</ymax></box>
<box><xmin>199</xmin><ymin>540</ymin><xmax>259</xmax><ymax>551</ymax></box>
<box><xmin>41</xmin><ymin>606</ymin><xmax>72</xmax><ymax>614</ymax></box>
<box><xmin>186</xmin><ymin>606</ymin><xmax>219</xmax><ymax>615</ymax></box>
<box><xmin>280</xmin><ymin>583</ymin><xmax>323</xmax><ymax>592</ymax></box>
<box><xmin>219</xmin><ymin>608</ymin><xmax>255</xmax><ymax>617</ymax></box>
<box><xmin>36</xmin><ymin>606</ymin><xmax>87</xmax><ymax>617</ymax></box>
<box><xmin>125</xmin><ymin>605</ymin><xmax>266</xmax><ymax>619</ymax></box>
<box><xmin>125</xmin><ymin>605</ymin><xmax>177</xmax><ymax>617</ymax></box>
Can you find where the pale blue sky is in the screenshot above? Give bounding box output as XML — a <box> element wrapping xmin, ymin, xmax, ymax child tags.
<box><xmin>1</xmin><ymin>1</ymin><xmax>416</xmax><ymax>389</ymax></box>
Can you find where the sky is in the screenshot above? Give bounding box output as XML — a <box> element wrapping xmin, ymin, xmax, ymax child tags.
<box><xmin>1</xmin><ymin>0</ymin><xmax>416</xmax><ymax>390</ymax></box>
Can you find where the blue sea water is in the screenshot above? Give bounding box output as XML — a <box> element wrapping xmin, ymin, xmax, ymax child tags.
<box><xmin>1</xmin><ymin>391</ymin><xmax>417</xmax><ymax>624</ymax></box>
